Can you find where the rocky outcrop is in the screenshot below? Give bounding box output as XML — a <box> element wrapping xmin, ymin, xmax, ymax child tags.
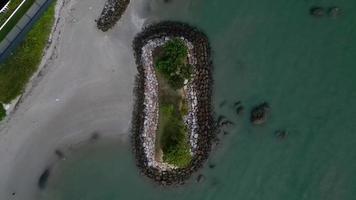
<box><xmin>38</xmin><ymin>168</ymin><xmax>51</xmax><ymax>190</ymax></box>
<box><xmin>250</xmin><ymin>102</ymin><xmax>270</xmax><ymax>125</ymax></box>
<box><xmin>310</xmin><ymin>6</ymin><xmax>325</xmax><ymax>17</ymax></box>
<box><xmin>328</xmin><ymin>7</ymin><xmax>341</xmax><ymax>17</ymax></box>
<box><xmin>131</xmin><ymin>21</ymin><xmax>214</xmax><ymax>185</ymax></box>
<box><xmin>96</xmin><ymin>0</ymin><xmax>130</xmax><ymax>32</ymax></box>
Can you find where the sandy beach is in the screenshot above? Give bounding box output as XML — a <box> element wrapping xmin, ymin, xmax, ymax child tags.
<box><xmin>0</xmin><ymin>0</ymin><xmax>148</xmax><ymax>198</ymax></box>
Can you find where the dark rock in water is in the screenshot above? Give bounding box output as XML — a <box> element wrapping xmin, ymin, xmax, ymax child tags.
<box><xmin>328</xmin><ymin>7</ymin><xmax>341</xmax><ymax>17</ymax></box>
<box><xmin>275</xmin><ymin>129</ymin><xmax>288</xmax><ymax>139</ymax></box>
<box><xmin>209</xmin><ymin>164</ymin><xmax>216</xmax><ymax>169</ymax></box>
<box><xmin>221</xmin><ymin>120</ymin><xmax>234</xmax><ymax>127</ymax></box>
<box><xmin>212</xmin><ymin>137</ymin><xmax>220</xmax><ymax>144</ymax></box>
<box><xmin>235</xmin><ymin>105</ymin><xmax>244</xmax><ymax>115</ymax></box>
<box><xmin>216</xmin><ymin>115</ymin><xmax>227</xmax><ymax>126</ymax></box>
<box><xmin>250</xmin><ymin>102</ymin><xmax>270</xmax><ymax>125</ymax></box>
<box><xmin>90</xmin><ymin>132</ymin><xmax>100</xmax><ymax>141</ymax></box>
<box><xmin>223</xmin><ymin>131</ymin><xmax>229</xmax><ymax>135</ymax></box>
<box><xmin>211</xmin><ymin>177</ymin><xmax>219</xmax><ymax>186</ymax></box>
<box><xmin>163</xmin><ymin>0</ymin><xmax>172</xmax><ymax>3</ymax></box>
<box><xmin>38</xmin><ymin>168</ymin><xmax>51</xmax><ymax>189</ymax></box>
<box><xmin>54</xmin><ymin>149</ymin><xmax>65</xmax><ymax>160</ymax></box>
<box><xmin>310</xmin><ymin>6</ymin><xmax>325</xmax><ymax>17</ymax></box>
<box><xmin>196</xmin><ymin>174</ymin><xmax>205</xmax><ymax>183</ymax></box>
<box><xmin>219</xmin><ymin>100</ymin><xmax>227</xmax><ymax>108</ymax></box>
<box><xmin>217</xmin><ymin>115</ymin><xmax>226</xmax><ymax>122</ymax></box>
<box><xmin>12</xmin><ymin>192</ymin><xmax>15</xmax><ymax>196</ymax></box>
<box><xmin>234</xmin><ymin>101</ymin><xmax>241</xmax><ymax>107</ymax></box>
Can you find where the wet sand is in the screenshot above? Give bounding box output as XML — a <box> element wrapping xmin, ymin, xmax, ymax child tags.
<box><xmin>0</xmin><ymin>0</ymin><xmax>147</xmax><ymax>199</ymax></box>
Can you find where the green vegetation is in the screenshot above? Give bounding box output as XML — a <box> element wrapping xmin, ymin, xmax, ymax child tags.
<box><xmin>0</xmin><ymin>0</ymin><xmax>56</xmax><ymax>104</ymax></box>
<box><xmin>155</xmin><ymin>38</ymin><xmax>192</xmax><ymax>168</ymax></box>
<box><xmin>159</xmin><ymin>104</ymin><xmax>191</xmax><ymax>167</ymax></box>
<box><xmin>0</xmin><ymin>104</ymin><xmax>5</xmax><ymax>121</ymax></box>
<box><xmin>156</xmin><ymin>38</ymin><xmax>193</xmax><ymax>90</ymax></box>
<box><xmin>0</xmin><ymin>0</ymin><xmax>36</xmax><ymax>41</ymax></box>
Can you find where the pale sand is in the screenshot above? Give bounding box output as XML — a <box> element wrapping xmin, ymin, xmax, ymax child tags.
<box><xmin>0</xmin><ymin>0</ymin><xmax>149</xmax><ymax>198</ymax></box>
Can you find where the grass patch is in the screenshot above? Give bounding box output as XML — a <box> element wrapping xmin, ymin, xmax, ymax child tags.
<box><xmin>155</xmin><ymin>38</ymin><xmax>192</xmax><ymax>168</ymax></box>
<box><xmin>0</xmin><ymin>0</ymin><xmax>56</xmax><ymax>104</ymax></box>
<box><xmin>0</xmin><ymin>104</ymin><xmax>5</xmax><ymax>121</ymax></box>
<box><xmin>0</xmin><ymin>0</ymin><xmax>36</xmax><ymax>41</ymax></box>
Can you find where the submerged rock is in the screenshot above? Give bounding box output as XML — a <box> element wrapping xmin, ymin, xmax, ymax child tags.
<box><xmin>196</xmin><ymin>174</ymin><xmax>205</xmax><ymax>183</ymax></box>
<box><xmin>235</xmin><ymin>105</ymin><xmax>244</xmax><ymax>115</ymax></box>
<box><xmin>38</xmin><ymin>168</ymin><xmax>51</xmax><ymax>189</ymax></box>
<box><xmin>310</xmin><ymin>6</ymin><xmax>325</xmax><ymax>17</ymax></box>
<box><xmin>234</xmin><ymin>101</ymin><xmax>241</xmax><ymax>107</ymax></box>
<box><xmin>220</xmin><ymin>120</ymin><xmax>234</xmax><ymax>127</ymax></box>
<box><xmin>217</xmin><ymin>115</ymin><xmax>227</xmax><ymax>125</ymax></box>
<box><xmin>54</xmin><ymin>149</ymin><xmax>65</xmax><ymax>160</ymax></box>
<box><xmin>328</xmin><ymin>7</ymin><xmax>341</xmax><ymax>17</ymax></box>
<box><xmin>250</xmin><ymin>102</ymin><xmax>270</xmax><ymax>125</ymax></box>
<box><xmin>90</xmin><ymin>132</ymin><xmax>100</xmax><ymax>141</ymax></box>
<box><xmin>219</xmin><ymin>100</ymin><xmax>227</xmax><ymax>108</ymax></box>
<box><xmin>275</xmin><ymin>129</ymin><xmax>288</xmax><ymax>139</ymax></box>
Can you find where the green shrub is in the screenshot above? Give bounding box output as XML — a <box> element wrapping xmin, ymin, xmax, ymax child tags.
<box><xmin>155</xmin><ymin>38</ymin><xmax>192</xmax><ymax>90</ymax></box>
<box><xmin>0</xmin><ymin>104</ymin><xmax>5</xmax><ymax>121</ymax></box>
<box><xmin>155</xmin><ymin>38</ymin><xmax>193</xmax><ymax>168</ymax></box>
<box><xmin>159</xmin><ymin>104</ymin><xmax>191</xmax><ymax>168</ymax></box>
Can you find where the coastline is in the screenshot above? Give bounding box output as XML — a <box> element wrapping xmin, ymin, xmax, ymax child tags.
<box><xmin>132</xmin><ymin>21</ymin><xmax>214</xmax><ymax>185</ymax></box>
<box><xmin>0</xmin><ymin>0</ymin><xmax>147</xmax><ymax>198</ymax></box>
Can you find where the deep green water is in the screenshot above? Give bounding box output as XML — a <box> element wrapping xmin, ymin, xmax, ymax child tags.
<box><xmin>41</xmin><ymin>0</ymin><xmax>356</xmax><ymax>199</ymax></box>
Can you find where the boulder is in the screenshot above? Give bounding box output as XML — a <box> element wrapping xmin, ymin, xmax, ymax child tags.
<box><xmin>328</xmin><ymin>7</ymin><xmax>341</xmax><ymax>17</ymax></box>
<box><xmin>275</xmin><ymin>129</ymin><xmax>288</xmax><ymax>139</ymax></box>
<box><xmin>196</xmin><ymin>174</ymin><xmax>205</xmax><ymax>183</ymax></box>
<box><xmin>38</xmin><ymin>168</ymin><xmax>51</xmax><ymax>189</ymax></box>
<box><xmin>310</xmin><ymin>6</ymin><xmax>325</xmax><ymax>17</ymax></box>
<box><xmin>250</xmin><ymin>102</ymin><xmax>270</xmax><ymax>125</ymax></box>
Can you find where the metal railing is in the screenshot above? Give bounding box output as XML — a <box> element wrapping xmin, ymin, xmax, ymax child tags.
<box><xmin>0</xmin><ymin>0</ymin><xmax>53</xmax><ymax>62</ymax></box>
<box><xmin>0</xmin><ymin>0</ymin><xmax>11</xmax><ymax>14</ymax></box>
<box><xmin>0</xmin><ymin>0</ymin><xmax>27</xmax><ymax>31</ymax></box>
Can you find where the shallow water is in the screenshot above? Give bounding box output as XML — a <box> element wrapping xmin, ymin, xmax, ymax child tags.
<box><xmin>41</xmin><ymin>0</ymin><xmax>356</xmax><ymax>199</ymax></box>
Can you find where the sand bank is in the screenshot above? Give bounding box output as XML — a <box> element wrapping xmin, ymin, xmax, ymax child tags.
<box><xmin>0</xmin><ymin>0</ymin><xmax>148</xmax><ymax>198</ymax></box>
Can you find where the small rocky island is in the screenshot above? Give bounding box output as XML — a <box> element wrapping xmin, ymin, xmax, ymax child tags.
<box><xmin>131</xmin><ymin>22</ymin><xmax>214</xmax><ymax>185</ymax></box>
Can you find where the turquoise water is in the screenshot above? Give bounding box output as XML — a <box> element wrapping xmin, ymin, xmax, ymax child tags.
<box><xmin>42</xmin><ymin>0</ymin><xmax>356</xmax><ymax>199</ymax></box>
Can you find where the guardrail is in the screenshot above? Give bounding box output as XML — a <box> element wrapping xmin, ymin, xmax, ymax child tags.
<box><xmin>0</xmin><ymin>1</ymin><xmax>11</xmax><ymax>14</ymax></box>
<box><xmin>0</xmin><ymin>0</ymin><xmax>53</xmax><ymax>62</ymax></box>
<box><xmin>0</xmin><ymin>0</ymin><xmax>27</xmax><ymax>31</ymax></box>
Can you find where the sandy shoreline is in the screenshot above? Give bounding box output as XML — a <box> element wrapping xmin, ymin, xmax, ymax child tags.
<box><xmin>0</xmin><ymin>0</ymin><xmax>148</xmax><ymax>198</ymax></box>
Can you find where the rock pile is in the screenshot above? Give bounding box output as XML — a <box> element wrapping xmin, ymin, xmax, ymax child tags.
<box><xmin>131</xmin><ymin>21</ymin><xmax>214</xmax><ymax>185</ymax></box>
<box><xmin>310</xmin><ymin>6</ymin><xmax>325</xmax><ymax>17</ymax></box>
<box><xmin>309</xmin><ymin>6</ymin><xmax>342</xmax><ymax>18</ymax></box>
<box><xmin>250</xmin><ymin>102</ymin><xmax>270</xmax><ymax>125</ymax></box>
<box><xmin>96</xmin><ymin>0</ymin><xmax>130</xmax><ymax>31</ymax></box>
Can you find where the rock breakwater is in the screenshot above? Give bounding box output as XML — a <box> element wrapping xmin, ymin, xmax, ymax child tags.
<box><xmin>96</xmin><ymin>0</ymin><xmax>130</xmax><ymax>31</ymax></box>
<box><xmin>131</xmin><ymin>21</ymin><xmax>214</xmax><ymax>185</ymax></box>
